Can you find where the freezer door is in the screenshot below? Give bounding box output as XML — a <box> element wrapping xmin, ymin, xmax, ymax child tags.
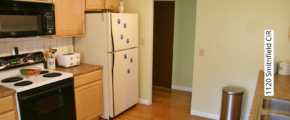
<box><xmin>110</xmin><ymin>13</ymin><xmax>138</xmax><ymax>52</ymax></box>
<box><xmin>112</xmin><ymin>48</ymin><xmax>138</xmax><ymax>116</ymax></box>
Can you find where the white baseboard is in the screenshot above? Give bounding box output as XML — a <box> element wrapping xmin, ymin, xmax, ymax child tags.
<box><xmin>172</xmin><ymin>85</ymin><xmax>192</xmax><ymax>92</ymax></box>
<box><xmin>191</xmin><ymin>110</ymin><xmax>220</xmax><ymax>120</ymax></box>
<box><xmin>138</xmin><ymin>99</ymin><xmax>151</xmax><ymax>105</ymax></box>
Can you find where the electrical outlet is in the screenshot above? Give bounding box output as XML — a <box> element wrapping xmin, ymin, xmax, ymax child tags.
<box><xmin>68</xmin><ymin>46</ymin><xmax>73</xmax><ymax>52</ymax></box>
<box><xmin>199</xmin><ymin>48</ymin><xmax>204</xmax><ymax>57</ymax></box>
<box><xmin>141</xmin><ymin>38</ymin><xmax>145</xmax><ymax>45</ymax></box>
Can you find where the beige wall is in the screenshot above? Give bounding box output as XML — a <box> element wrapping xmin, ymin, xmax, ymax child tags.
<box><xmin>192</xmin><ymin>0</ymin><xmax>290</xmax><ymax>119</ymax></box>
<box><xmin>123</xmin><ymin>0</ymin><xmax>153</xmax><ymax>102</ymax></box>
<box><xmin>171</xmin><ymin>0</ymin><xmax>196</xmax><ymax>88</ymax></box>
<box><xmin>154</xmin><ymin>0</ymin><xmax>197</xmax><ymax>88</ymax></box>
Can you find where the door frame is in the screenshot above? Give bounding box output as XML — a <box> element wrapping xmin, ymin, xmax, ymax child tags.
<box><xmin>149</xmin><ymin>0</ymin><xmax>154</xmax><ymax>105</ymax></box>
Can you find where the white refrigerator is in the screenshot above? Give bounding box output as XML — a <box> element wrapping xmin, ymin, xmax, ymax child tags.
<box><xmin>75</xmin><ymin>13</ymin><xmax>138</xmax><ymax>119</ymax></box>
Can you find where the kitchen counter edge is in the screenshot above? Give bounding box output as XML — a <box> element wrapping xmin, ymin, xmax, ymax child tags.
<box><xmin>248</xmin><ymin>70</ymin><xmax>290</xmax><ymax>120</ymax></box>
<box><xmin>55</xmin><ymin>63</ymin><xmax>103</xmax><ymax>77</ymax></box>
<box><xmin>0</xmin><ymin>85</ymin><xmax>16</xmax><ymax>99</ymax></box>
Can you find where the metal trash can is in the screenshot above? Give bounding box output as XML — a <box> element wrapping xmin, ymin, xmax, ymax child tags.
<box><xmin>220</xmin><ymin>86</ymin><xmax>244</xmax><ymax>120</ymax></box>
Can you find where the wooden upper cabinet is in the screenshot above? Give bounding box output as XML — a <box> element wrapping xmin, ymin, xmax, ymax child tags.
<box><xmin>84</xmin><ymin>0</ymin><xmax>121</xmax><ymax>11</ymax></box>
<box><xmin>85</xmin><ymin>0</ymin><xmax>104</xmax><ymax>10</ymax></box>
<box><xmin>105</xmin><ymin>0</ymin><xmax>120</xmax><ymax>10</ymax></box>
<box><xmin>14</xmin><ymin>0</ymin><xmax>52</xmax><ymax>3</ymax></box>
<box><xmin>53</xmin><ymin>0</ymin><xmax>85</xmax><ymax>38</ymax></box>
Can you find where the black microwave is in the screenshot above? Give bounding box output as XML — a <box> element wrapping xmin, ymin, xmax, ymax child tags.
<box><xmin>0</xmin><ymin>0</ymin><xmax>55</xmax><ymax>38</ymax></box>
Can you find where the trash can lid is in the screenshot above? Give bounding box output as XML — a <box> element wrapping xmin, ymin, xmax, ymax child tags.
<box><xmin>222</xmin><ymin>86</ymin><xmax>244</xmax><ymax>95</ymax></box>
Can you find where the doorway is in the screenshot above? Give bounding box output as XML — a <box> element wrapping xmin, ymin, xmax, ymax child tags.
<box><xmin>152</xmin><ymin>1</ymin><xmax>175</xmax><ymax>88</ymax></box>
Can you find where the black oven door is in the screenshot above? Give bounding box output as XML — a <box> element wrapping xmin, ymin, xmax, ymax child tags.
<box><xmin>17</xmin><ymin>78</ymin><xmax>76</xmax><ymax>120</ymax></box>
<box><xmin>0</xmin><ymin>0</ymin><xmax>55</xmax><ymax>38</ymax></box>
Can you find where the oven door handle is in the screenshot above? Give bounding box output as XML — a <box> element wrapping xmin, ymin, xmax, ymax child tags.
<box><xmin>18</xmin><ymin>82</ymin><xmax>73</xmax><ymax>101</ymax></box>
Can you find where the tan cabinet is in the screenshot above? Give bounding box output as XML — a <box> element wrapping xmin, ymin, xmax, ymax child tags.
<box><xmin>85</xmin><ymin>0</ymin><xmax>104</xmax><ymax>10</ymax></box>
<box><xmin>50</xmin><ymin>0</ymin><xmax>85</xmax><ymax>38</ymax></box>
<box><xmin>105</xmin><ymin>0</ymin><xmax>120</xmax><ymax>10</ymax></box>
<box><xmin>0</xmin><ymin>111</ymin><xmax>17</xmax><ymax>120</ymax></box>
<box><xmin>74</xmin><ymin>70</ymin><xmax>103</xmax><ymax>120</ymax></box>
<box><xmin>14</xmin><ymin>0</ymin><xmax>52</xmax><ymax>3</ymax></box>
<box><xmin>75</xmin><ymin>81</ymin><xmax>103</xmax><ymax>120</ymax></box>
<box><xmin>0</xmin><ymin>96</ymin><xmax>18</xmax><ymax>120</ymax></box>
<box><xmin>85</xmin><ymin>0</ymin><xmax>121</xmax><ymax>12</ymax></box>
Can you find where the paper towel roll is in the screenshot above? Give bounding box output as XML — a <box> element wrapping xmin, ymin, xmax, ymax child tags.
<box><xmin>279</xmin><ymin>61</ymin><xmax>290</xmax><ymax>75</ymax></box>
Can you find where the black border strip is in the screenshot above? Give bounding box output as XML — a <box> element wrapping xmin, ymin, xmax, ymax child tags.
<box><xmin>110</xmin><ymin>13</ymin><xmax>116</xmax><ymax>117</ymax></box>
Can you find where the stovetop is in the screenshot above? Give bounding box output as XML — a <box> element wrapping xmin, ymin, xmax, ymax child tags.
<box><xmin>0</xmin><ymin>63</ymin><xmax>73</xmax><ymax>92</ymax></box>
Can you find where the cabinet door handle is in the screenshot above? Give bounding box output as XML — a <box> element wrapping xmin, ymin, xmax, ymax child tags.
<box><xmin>111</xmin><ymin>5</ymin><xmax>114</xmax><ymax>8</ymax></box>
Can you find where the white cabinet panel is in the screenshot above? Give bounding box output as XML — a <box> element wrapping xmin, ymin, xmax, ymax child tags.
<box><xmin>111</xmin><ymin>13</ymin><xmax>138</xmax><ymax>52</ymax></box>
<box><xmin>112</xmin><ymin>48</ymin><xmax>138</xmax><ymax>116</ymax></box>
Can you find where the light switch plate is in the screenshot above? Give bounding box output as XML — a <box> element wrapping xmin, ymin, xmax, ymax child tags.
<box><xmin>199</xmin><ymin>48</ymin><xmax>204</xmax><ymax>57</ymax></box>
<box><xmin>141</xmin><ymin>38</ymin><xmax>145</xmax><ymax>45</ymax></box>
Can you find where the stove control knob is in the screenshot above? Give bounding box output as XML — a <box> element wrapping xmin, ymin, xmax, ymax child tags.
<box><xmin>23</xmin><ymin>58</ymin><xmax>27</xmax><ymax>63</ymax></box>
<box><xmin>37</xmin><ymin>55</ymin><xmax>43</xmax><ymax>61</ymax></box>
<box><xmin>17</xmin><ymin>59</ymin><xmax>21</xmax><ymax>64</ymax></box>
<box><xmin>32</xmin><ymin>56</ymin><xmax>36</xmax><ymax>62</ymax></box>
<box><xmin>0</xmin><ymin>61</ymin><xmax>5</xmax><ymax>68</ymax></box>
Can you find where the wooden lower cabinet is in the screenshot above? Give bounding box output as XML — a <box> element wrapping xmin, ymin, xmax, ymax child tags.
<box><xmin>0</xmin><ymin>111</ymin><xmax>17</xmax><ymax>120</ymax></box>
<box><xmin>74</xmin><ymin>70</ymin><xmax>103</xmax><ymax>120</ymax></box>
<box><xmin>0</xmin><ymin>96</ymin><xmax>18</xmax><ymax>120</ymax></box>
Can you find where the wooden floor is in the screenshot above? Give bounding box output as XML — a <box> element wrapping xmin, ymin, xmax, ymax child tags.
<box><xmin>102</xmin><ymin>86</ymin><xmax>214</xmax><ymax>120</ymax></box>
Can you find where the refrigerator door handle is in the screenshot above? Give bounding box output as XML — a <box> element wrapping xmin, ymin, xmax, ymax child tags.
<box><xmin>111</xmin><ymin>52</ymin><xmax>116</xmax><ymax>116</ymax></box>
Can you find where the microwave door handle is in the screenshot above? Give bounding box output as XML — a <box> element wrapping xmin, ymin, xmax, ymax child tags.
<box><xmin>18</xmin><ymin>82</ymin><xmax>73</xmax><ymax>101</ymax></box>
<box><xmin>37</xmin><ymin>13</ymin><xmax>43</xmax><ymax>33</ymax></box>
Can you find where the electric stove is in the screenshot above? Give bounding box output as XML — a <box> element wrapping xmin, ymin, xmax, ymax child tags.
<box><xmin>0</xmin><ymin>52</ymin><xmax>76</xmax><ymax>120</ymax></box>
